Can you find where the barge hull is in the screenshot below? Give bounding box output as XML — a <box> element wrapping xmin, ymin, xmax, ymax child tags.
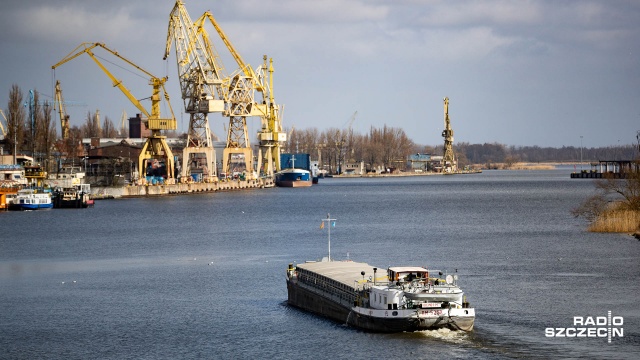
<box><xmin>347</xmin><ymin>307</ymin><xmax>475</xmax><ymax>332</ymax></box>
<box><xmin>286</xmin><ymin>279</ymin><xmax>351</xmax><ymax>325</ymax></box>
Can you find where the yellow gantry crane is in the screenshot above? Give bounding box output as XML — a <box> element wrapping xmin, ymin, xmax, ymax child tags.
<box><xmin>442</xmin><ymin>97</ymin><xmax>457</xmax><ymax>173</ymax></box>
<box><xmin>165</xmin><ymin>1</ymin><xmax>225</xmax><ymax>182</ymax></box>
<box><xmin>52</xmin><ymin>42</ymin><xmax>177</xmax><ymax>183</ymax></box>
<box><xmin>54</xmin><ymin>80</ymin><xmax>70</xmax><ymax>140</ymax></box>
<box><xmin>0</xmin><ymin>109</ymin><xmax>7</xmax><ymax>139</ymax></box>
<box><xmin>196</xmin><ymin>11</ymin><xmax>286</xmax><ymax>176</ymax></box>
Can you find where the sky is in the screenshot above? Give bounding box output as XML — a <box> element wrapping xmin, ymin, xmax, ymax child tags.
<box><xmin>1</xmin><ymin>0</ymin><xmax>638</xmax><ymax>148</ymax></box>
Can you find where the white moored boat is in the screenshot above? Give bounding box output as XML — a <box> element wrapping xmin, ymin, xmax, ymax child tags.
<box><xmin>9</xmin><ymin>189</ymin><xmax>53</xmax><ymax>210</ymax></box>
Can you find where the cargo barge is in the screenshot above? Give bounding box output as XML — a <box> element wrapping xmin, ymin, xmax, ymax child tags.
<box><xmin>276</xmin><ymin>153</ymin><xmax>313</xmax><ymax>187</ymax></box>
<box><xmin>286</xmin><ymin>260</ymin><xmax>475</xmax><ymax>332</ymax></box>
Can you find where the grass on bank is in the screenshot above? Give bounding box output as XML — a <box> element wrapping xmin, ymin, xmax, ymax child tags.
<box><xmin>589</xmin><ymin>207</ymin><xmax>640</xmax><ymax>233</ymax></box>
<box><xmin>484</xmin><ymin>162</ymin><xmax>556</xmax><ymax>170</ymax></box>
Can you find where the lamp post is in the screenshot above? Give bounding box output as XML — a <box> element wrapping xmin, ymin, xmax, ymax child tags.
<box><xmin>321</xmin><ymin>213</ymin><xmax>336</xmax><ymax>262</ymax></box>
<box><xmin>580</xmin><ymin>136</ymin><xmax>583</xmax><ymax>171</ymax></box>
<box><xmin>13</xmin><ymin>119</ymin><xmax>17</xmax><ymax>165</ymax></box>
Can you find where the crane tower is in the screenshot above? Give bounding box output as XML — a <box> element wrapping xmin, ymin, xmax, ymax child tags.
<box><xmin>0</xmin><ymin>109</ymin><xmax>8</xmax><ymax>140</ymax></box>
<box><xmin>442</xmin><ymin>97</ymin><xmax>457</xmax><ymax>173</ymax></box>
<box><xmin>165</xmin><ymin>1</ymin><xmax>228</xmax><ymax>182</ymax></box>
<box><xmin>54</xmin><ymin>81</ymin><xmax>70</xmax><ymax>140</ymax></box>
<box><xmin>52</xmin><ymin>42</ymin><xmax>178</xmax><ymax>183</ymax></box>
<box><xmin>192</xmin><ymin>10</ymin><xmax>286</xmax><ymax>177</ymax></box>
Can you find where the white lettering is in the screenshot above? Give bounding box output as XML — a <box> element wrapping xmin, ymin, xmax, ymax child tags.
<box><xmin>549</xmin><ymin>313</ymin><xmax>624</xmax><ymax>341</ymax></box>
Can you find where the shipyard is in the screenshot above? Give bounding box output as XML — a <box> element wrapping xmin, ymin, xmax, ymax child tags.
<box><xmin>0</xmin><ymin>0</ymin><xmax>481</xmax><ymax>207</ymax></box>
<box><xmin>0</xmin><ymin>1</ymin><xmax>637</xmax><ymax>204</ymax></box>
<box><xmin>0</xmin><ymin>2</ymin><xmax>484</xmax><ymax>207</ymax></box>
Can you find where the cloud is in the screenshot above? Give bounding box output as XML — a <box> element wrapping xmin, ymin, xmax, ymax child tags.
<box><xmin>1</xmin><ymin>0</ymin><xmax>638</xmax><ymax>147</ymax></box>
<box><xmin>227</xmin><ymin>0</ymin><xmax>389</xmax><ymax>23</ymax></box>
<box><xmin>413</xmin><ymin>0</ymin><xmax>542</xmax><ymax>27</ymax></box>
<box><xmin>5</xmin><ymin>3</ymin><xmax>160</xmax><ymax>46</ymax></box>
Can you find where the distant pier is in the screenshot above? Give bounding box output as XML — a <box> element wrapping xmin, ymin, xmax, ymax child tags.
<box><xmin>571</xmin><ymin>160</ymin><xmax>639</xmax><ymax>179</ymax></box>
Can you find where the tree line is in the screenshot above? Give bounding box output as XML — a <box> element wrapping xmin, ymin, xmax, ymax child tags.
<box><xmin>284</xmin><ymin>125</ymin><xmax>415</xmax><ymax>173</ymax></box>
<box><xmin>1</xmin><ymin>84</ymin><xmax>129</xmax><ymax>167</ymax></box>
<box><xmin>286</xmin><ymin>126</ymin><xmax>639</xmax><ymax>173</ymax></box>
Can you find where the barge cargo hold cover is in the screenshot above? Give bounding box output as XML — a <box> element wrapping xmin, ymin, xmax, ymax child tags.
<box><xmin>287</xmin><ymin>261</ymin><xmax>375</xmax><ymax>324</ymax></box>
<box><xmin>286</xmin><ymin>260</ymin><xmax>475</xmax><ymax>332</ymax></box>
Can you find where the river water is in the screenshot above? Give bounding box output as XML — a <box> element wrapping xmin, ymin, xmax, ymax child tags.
<box><xmin>1</xmin><ymin>169</ymin><xmax>638</xmax><ymax>359</ymax></box>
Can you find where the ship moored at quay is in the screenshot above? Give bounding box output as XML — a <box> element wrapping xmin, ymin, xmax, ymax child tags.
<box><xmin>286</xmin><ymin>260</ymin><xmax>475</xmax><ymax>332</ymax></box>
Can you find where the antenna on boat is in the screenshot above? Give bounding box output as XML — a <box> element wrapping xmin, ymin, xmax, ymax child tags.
<box><xmin>321</xmin><ymin>213</ymin><xmax>336</xmax><ymax>261</ymax></box>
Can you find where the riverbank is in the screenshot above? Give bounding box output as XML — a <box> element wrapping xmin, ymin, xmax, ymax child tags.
<box><xmin>486</xmin><ymin>162</ymin><xmax>559</xmax><ymax>170</ymax></box>
<box><xmin>331</xmin><ymin>169</ymin><xmax>483</xmax><ymax>178</ymax></box>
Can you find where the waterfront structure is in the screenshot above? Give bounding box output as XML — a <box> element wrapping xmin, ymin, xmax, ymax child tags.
<box><xmin>342</xmin><ymin>161</ymin><xmax>365</xmax><ymax>175</ymax></box>
<box><xmin>571</xmin><ymin>160</ymin><xmax>640</xmax><ymax>179</ymax></box>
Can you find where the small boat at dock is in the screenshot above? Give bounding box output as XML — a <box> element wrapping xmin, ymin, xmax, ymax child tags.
<box><xmin>52</xmin><ymin>184</ymin><xmax>94</xmax><ymax>208</ymax></box>
<box><xmin>9</xmin><ymin>188</ymin><xmax>53</xmax><ymax>210</ymax></box>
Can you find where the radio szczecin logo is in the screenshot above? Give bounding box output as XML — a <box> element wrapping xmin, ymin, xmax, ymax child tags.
<box><xmin>545</xmin><ymin>311</ymin><xmax>623</xmax><ymax>343</ymax></box>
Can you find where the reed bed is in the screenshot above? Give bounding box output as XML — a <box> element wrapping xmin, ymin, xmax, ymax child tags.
<box><xmin>589</xmin><ymin>208</ymin><xmax>640</xmax><ymax>233</ymax></box>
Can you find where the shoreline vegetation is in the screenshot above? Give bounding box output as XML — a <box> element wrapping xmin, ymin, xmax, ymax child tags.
<box><xmin>488</xmin><ymin>162</ymin><xmax>557</xmax><ymax>170</ymax></box>
<box><xmin>571</xmin><ymin>167</ymin><xmax>640</xmax><ymax>236</ymax></box>
<box><xmin>588</xmin><ymin>207</ymin><xmax>640</xmax><ymax>233</ymax></box>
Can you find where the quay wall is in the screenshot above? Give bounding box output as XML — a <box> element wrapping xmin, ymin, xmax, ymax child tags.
<box><xmin>91</xmin><ymin>177</ymin><xmax>274</xmax><ymax>198</ymax></box>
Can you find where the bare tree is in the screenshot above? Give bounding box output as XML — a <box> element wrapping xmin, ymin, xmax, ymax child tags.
<box><xmin>571</xmin><ymin>192</ymin><xmax>609</xmax><ymax>221</ymax></box>
<box><xmin>37</xmin><ymin>100</ymin><xmax>56</xmax><ymax>168</ymax></box>
<box><xmin>573</xmin><ymin>170</ymin><xmax>640</xmax><ymax>221</ymax></box>
<box><xmin>25</xmin><ymin>90</ymin><xmax>39</xmax><ymax>160</ymax></box>
<box><xmin>81</xmin><ymin>111</ymin><xmax>102</xmax><ymax>138</ymax></box>
<box><xmin>598</xmin><ymin>172</ymin><xmax>640</xmax><ymax>211</ymax></box>
<box><xmin>65</xmin><ymin>126</ymin><xmax>83</xmax><ymax>166</ymax></box>
<box><xmin>6</xmin><ymin>84</ymin><xmax>26</xmax><ymax>160</ymax></box>
<box><xmin>102</xmin><ymin>116</ymin><xmax>118</xmax><ymax>138</ymax></box>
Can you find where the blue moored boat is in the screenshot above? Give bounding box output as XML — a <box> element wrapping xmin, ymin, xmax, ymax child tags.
<box><xmin>9</xmin><ymin>189</ymin><xmax>53</xmax><ymax>210</ymax></box>
<box><xmin>276</xmin><ymin>154</ymin><xmax>312</xmax><ymax>187</ymax></box>
<box><xmin>275</xmin><ymin>168</ymin><xmax>312</xmax><ymax>187</ymax></box>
